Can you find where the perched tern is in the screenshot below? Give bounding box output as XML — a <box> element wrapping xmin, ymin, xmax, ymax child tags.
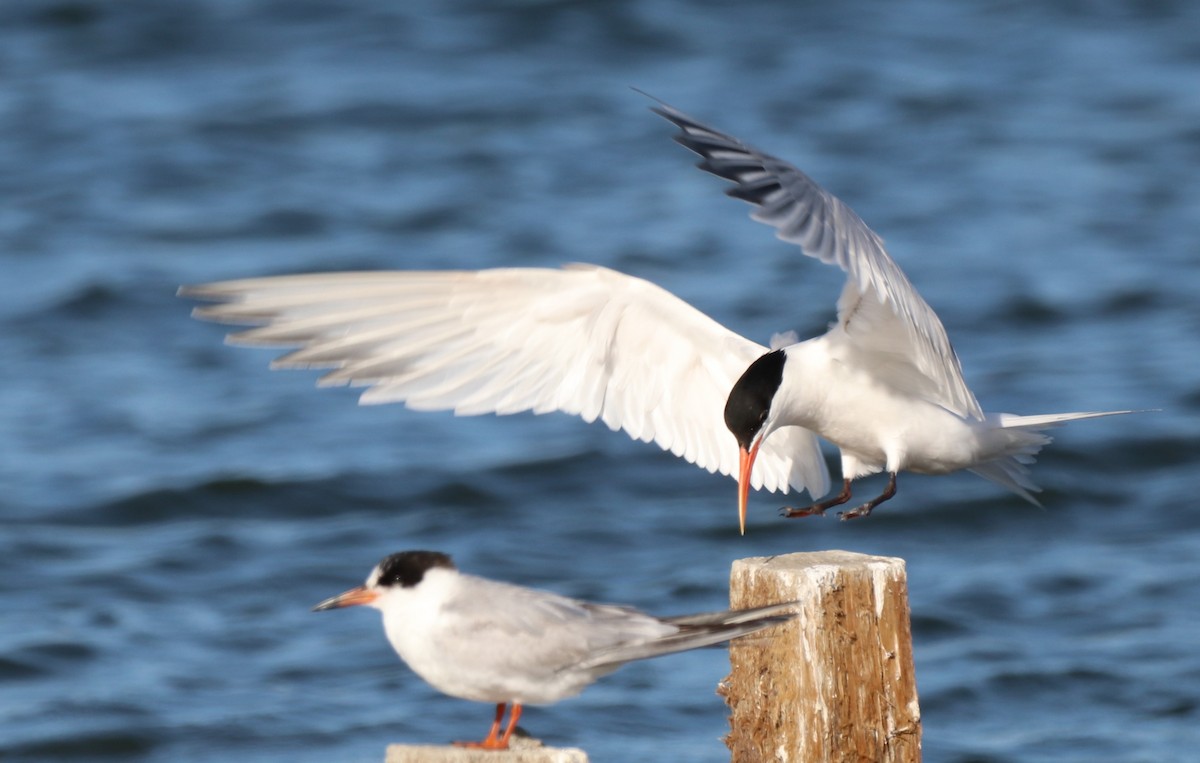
<box><xmin>313</xmin><ymin>550</ymin><xmax>796</xmax><ymax>749</ymax></box>
<box><xmin>182</xmin><ymin>99</ymin><xmax>1132</xmax><ymax>533</ymax></box>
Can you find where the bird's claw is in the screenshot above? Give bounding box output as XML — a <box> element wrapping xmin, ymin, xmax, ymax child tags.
<box><xmin>837</xmin><ymin>505</ymin><xmax>872</xmax><ymax>521</ymax></box>
<box><xmin>780</xmin><ymin>505</ymin><xmax>826</xmax><ymax>519</ymax></box>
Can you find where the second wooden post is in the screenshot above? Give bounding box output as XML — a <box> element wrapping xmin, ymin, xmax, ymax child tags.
<box><xmin>722</xmin><ymin>550</ymin><xmax>922</xmax><ymax>763</ymax></box>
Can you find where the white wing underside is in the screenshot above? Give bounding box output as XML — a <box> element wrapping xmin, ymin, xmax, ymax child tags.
<box><xmin>650</xmin><ymin>100</ymin><xmax>984</xmax><ymax>420</ymax></box>
<box><xmin>184</xmin><ymin>265</ymin><xmax>830</xmax><ymax>497</ymax></box>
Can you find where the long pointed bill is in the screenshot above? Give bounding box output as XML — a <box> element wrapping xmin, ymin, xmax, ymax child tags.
<box><xmin>736</xmin><ymin>439</ymin><xmax>762</xmax><ymax>536</ymax></box>
<box><xmin>313</xmin><ymin>585</ymin><xmax>379</xmax><ymax>612</ymax></box>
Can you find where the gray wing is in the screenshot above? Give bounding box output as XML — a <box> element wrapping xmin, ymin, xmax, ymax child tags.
<box><xmin>650</xmin><ymin>98</ymin><xmax>984</xmax><ymax>420</ymax></box>
<box><xmin>571</xmin><ymin>601</ymin><xmax>797</xmax><ymax>671</ymax></box>
<box><xmin>436</xmin><ymin>575</ymin><xmax>678</xmax><ymax>677</ymax></box>
<box><xmin>438</xmin><ymin>578</ymin><xmax>793</xmax><ymax>676</ymax></box>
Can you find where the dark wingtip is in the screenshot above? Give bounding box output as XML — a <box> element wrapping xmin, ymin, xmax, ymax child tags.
<box><xmin>635</xmin><ymin>88</ymin><xmax>702</xmax><ymax>134</ymax></box>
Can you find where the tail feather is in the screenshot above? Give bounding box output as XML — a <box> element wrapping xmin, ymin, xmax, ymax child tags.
<box><xmin>992</xmin><ymin>410</ymin><xmax>1137</xmax><ymax>429</ymax></box>
<box><xmin>660</xmin><ymin>600</ymin><xmax>798</xmax><ymax>627</ymax></box>
<box><xmin>968</xmin><ymin>461</ymin><xmax>1043</xmax><ymax>506</ymax></box>
<box><xmin>972</xmin><ymin>410</ymin><xmax>1135</xmax><ymax>505</ymax></box>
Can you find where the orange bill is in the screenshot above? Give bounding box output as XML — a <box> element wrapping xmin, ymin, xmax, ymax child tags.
<box><xmin>312</xmin><ymin>585</ymin><xmax>379</xmax><ymax>611</ymax></box>
<box><xmin>736</xmin><ymin>439</ymin><xmax>762</xmax><ymax>535</ymax></box>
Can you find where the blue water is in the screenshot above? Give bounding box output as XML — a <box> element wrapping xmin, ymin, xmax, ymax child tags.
<box><xmin>2</xmin><ymin>1</ymin><xmax>1198</xmax><ymax>761</ymax></box>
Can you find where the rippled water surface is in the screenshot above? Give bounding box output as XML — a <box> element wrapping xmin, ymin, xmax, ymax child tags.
<box><xmin>3</xmin><ymin>1</ymin><xmax>1199</xmax><ymax>761</ymax></box>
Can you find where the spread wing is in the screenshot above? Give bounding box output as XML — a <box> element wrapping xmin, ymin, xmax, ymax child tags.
<box><xmin>182</xmin><ymin>264</ymin><xmax>829</xmax><ymax>497</ymax></box>
<box><xmin>650</xmin><ymin>99</ymin><xmax>983</xmax><ymax>419</ymax></box>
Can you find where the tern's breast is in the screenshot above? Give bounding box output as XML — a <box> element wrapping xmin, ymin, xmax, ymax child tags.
<box><xmin>784</xmin><ymin>344</ymin><xmax>985</xmax><ymax>473</ymax></box>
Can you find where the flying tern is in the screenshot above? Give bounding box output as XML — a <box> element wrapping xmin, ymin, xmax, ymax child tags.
<box><xmin>313</xmin><ymin>550</ymin><xmax>795</xmax><ymax>749</ymax></box>
<box><xmin>182</xmin><ymin>98</ymin><xmax>1132</xmax><ymax>532</ymax></box>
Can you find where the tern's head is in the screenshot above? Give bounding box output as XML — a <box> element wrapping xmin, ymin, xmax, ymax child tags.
<box><xmin>723</xmin><ymin>349</ymin><xmax>787</xmax><ymax>534</ymax></box>
<box><xmin>313</xmin><ymin>550</ymin><xmax>457</xmax><ymax>611</ymax></box>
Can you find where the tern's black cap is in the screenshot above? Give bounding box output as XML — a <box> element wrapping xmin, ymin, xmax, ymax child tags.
<box><xmin>374</xmin><ymin>550</ymin><xmax>456</xmax><ymax>589</ymax></box>
<box><xmin>723</xmin><ymin>349</ymin><xmax>786</xmax><ymax>450</ymax></box>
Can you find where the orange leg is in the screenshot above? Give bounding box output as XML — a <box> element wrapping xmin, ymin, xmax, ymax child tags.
<box><xmin>454</xmin><ymin>702</ymin><xmax>507</xmax><ymax>749</ymax></box>
<box><xmin>497</xmin><ymin>703</ymin><xmax>523</xmax><ymax>748</ymax></box>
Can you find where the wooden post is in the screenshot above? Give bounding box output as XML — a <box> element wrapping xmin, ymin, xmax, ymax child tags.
<box><xmin>722</xmin><ymin>550</ymin><xmax>921</xmax><ymax>763</ymax></box>
<box><xmin>385</xmin><ymin>739</ymin><xmax>588</xmax><ymax>763</ymax></box>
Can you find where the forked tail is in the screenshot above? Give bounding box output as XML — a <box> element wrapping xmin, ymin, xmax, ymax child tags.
<box><xmin>970</xmin><ymin>410</ymin><xmax>1135</xmax><ymax>505</ymax></box>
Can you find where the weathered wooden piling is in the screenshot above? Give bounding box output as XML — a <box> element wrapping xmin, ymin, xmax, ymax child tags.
<box><xmin>384</xmin><ymin>738</ymin><xmax>588</xmax><ymax>763</ymax></box>
<box><xmin>721</xmin><ymin>550</ymin><xmax>921</xmax><ymax>763</ymax></box>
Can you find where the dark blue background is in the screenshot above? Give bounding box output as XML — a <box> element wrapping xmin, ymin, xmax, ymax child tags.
<box><xmin>2</xmin><ymin>1</ymin><xmax>1197</xmax><ymax>761</ymax></box>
